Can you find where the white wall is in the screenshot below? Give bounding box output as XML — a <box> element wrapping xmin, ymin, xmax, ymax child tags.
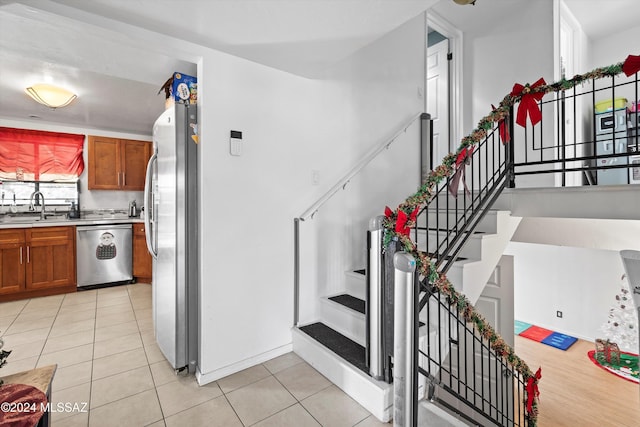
<box><xmin>295</xmin><ymin>12</ymin><xmax>426</xmax><ymax>324</ymax></box>
<box><xmin>458</xmin><ymin>1</ymin><xmax>555</xmax><ymax>188</ymax></box>
<box><xmin>590</xmin><ymin>25</ymin><xmax>640</xmax><ymax>71</ymax></box>
<box><xmin>0</xmin><ymin>117</ymin><xmax>148</xmax><ymax>211</ymax></box>
<box><xmin>196</xmin><ymin>11</ymin><xmax>429</xmax><ymax>381</ymax></box>
<box><xmin>196</xmin><ymin>48</ymin><xmax>351</xmax><ymax>380</ymax></box>
<box><xmin>506</xmin><ymin>241</ymin><xmax>629</xmax><ymax>346</ymax></box>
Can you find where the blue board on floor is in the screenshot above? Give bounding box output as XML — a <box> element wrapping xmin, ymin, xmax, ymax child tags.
<box><xmin>514</xmin><ymin>320</ymin><xmax>532</xmax><ymax>335</ymax></box>
<box><xmin>541</xmin><ymin>332</ymin><xmax>578</xmax><ymax>351</ymax></box>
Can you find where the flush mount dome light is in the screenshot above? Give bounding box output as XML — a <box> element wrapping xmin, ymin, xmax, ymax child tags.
<box><xmin>453</xmin><ymin>0</ymin><xmax>476</xmax><ymax>4</ymax></box>
<box><xmin>25</xmin><ymin>83</ymin><xmax>77</xmax><ymax>109</ymax></box>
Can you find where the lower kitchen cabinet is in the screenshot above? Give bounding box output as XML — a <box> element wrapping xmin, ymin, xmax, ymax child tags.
<box><xmin>133</xmin><ymin>224</ymin><xmax>152</xmax><ymax>283</ymax></box>
<box><xmin>0</xmin><ymin>226</ymin><xmax>76</xmax><ymax>302</ymax></box>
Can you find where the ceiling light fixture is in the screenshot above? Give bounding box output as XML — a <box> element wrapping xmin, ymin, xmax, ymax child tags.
<box><xmin>453</xmin><ymin>0</ymin><xmax>476</xmax><ymax>5</ymax></box>
<box><xmin>25</xmin><ymin>83</ymin><xmax>77</xmax><ymax>109</ymax></box>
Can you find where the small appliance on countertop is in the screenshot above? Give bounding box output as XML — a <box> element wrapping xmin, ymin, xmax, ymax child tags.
<box><xmin>69</xmin><ymin>201</ymin><xmax>80</xmax><ymax>219</ymax></box>
<box><xmin>129</xmin><ymin>200</ymin><xmax>137</xmax><ymax>217</ymax></box>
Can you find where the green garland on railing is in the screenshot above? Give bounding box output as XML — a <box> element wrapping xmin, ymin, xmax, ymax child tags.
<box><xmin>381</xmin><ymin>54</ymin><xmax>639</xmax><ymax>426</ymax></box>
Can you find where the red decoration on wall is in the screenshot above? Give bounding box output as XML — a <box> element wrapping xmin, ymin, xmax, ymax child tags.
<box><xmin>511</xmin><ymin>78</ymin><xmax>547</xmax><ymax>128</ymax></box>
<box><xmin>526</xmin><ymin>367</ymin><xmax>542</xmax><ymax>414</ymax></box>
<box><xmin>0</xmin><ymin>127</ymin><xmax>85</xmax><ymax>181</ymax></box>
<box><xmin>622</xmin><ymin>54</ymin><xmax>640</xmax><ymax>77</ymax></box>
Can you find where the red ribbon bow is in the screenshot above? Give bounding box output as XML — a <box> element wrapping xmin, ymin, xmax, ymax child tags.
<box><xmin>449</xmin><ymin>146</ymin><xmax>474</xmax><ymax>197</ymax></box>
<box><xmin>623</xmin><ymin>54</ymin><xmax>640</xmax><ymax>77</ymax></box>
<box><xmin>526</xmin><ymin>367</ymin><xmax>542</xmax><ymax>414</ymax></box>
<box><xmin>384</xmin><ymin>206</ymin><xmax>393</xmax><ymax>218</ymax></box>
<box><xmin>394</xmin><ymin>206</ymin><xmax>420</xmax><ymax>237</ymax></box>
<box><xmin>491</xmin><ymin>104</ymin><xmax>510</xmax><ymax>144</ymax></box>
<box><xmin>511</xmin><ymin>78</ymin><xmax>546</xmax><ymax>128</ymax></box>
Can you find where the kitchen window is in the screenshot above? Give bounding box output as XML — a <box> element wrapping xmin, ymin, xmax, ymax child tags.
<box><xmin>0</xmin><ymin>127</ymin><xmax>84</xmax><ymax>207</ymax></box>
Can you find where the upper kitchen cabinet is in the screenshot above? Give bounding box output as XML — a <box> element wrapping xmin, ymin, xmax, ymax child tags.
<box><xmin>88</xmin><ymin>136</ymin><xmax>151</xmax><ymax>191</ymax></box>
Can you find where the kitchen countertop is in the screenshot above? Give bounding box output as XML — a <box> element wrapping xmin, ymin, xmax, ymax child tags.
<box><xmin>0</xmin><ymin>216</ymin><xmax>144</xmax><ymax>229</ymax></box>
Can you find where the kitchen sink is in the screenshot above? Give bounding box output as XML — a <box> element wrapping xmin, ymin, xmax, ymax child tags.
<box><xmin>0</xmin><ymin>214</ymin><xmax>69</xmax><ymax>223</ymax></box>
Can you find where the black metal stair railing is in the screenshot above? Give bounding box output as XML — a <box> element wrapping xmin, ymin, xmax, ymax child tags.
<box><xmin>387</xmin><ymin>59</ymin><xmax>639</xmax><ymax>427</ymax></box>
<box><xmin>412</xmin><ymin>110</ymin><xmax>513</xmax><ymax>278</ymax></box>
<box><xmin>418</xmin><ymin>284</ymin><xmax>529</xmax><ymax>427</ymax></box>
<box><xmin>510</xmin><ymin>68</ymin><xmax>639</xmax><ymax>185</ymax></box>
<box><xmin>406</xmin><ymin>115</ymin><xmax>529</xmax><ymax>426</ymax></box>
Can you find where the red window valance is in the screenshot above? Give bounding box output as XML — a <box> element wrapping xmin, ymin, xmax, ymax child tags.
<box><xmin>0</xmin><ymin>127</ymin><xmax>85</xmax><ymax>181</ymax></box>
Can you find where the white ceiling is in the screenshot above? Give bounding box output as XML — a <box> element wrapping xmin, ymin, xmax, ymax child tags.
<box><xmin>0</xmin><ymin>0</ymin><xmax>638</xmax><ymax>135</ymax></box>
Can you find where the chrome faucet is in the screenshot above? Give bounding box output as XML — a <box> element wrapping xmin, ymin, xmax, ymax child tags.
<box><xmin>29</xmin><ymin>191</ymin><xmax>46</xmax><ymax>220</ymax></box>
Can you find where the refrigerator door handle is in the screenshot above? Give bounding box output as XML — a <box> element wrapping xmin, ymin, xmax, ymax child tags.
<box><xmin>144</xmin><ymin>152</ymin><xmax>158</xmax><ymax>259</ymax></box>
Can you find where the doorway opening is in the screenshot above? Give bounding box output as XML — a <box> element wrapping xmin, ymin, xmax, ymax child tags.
<box><xmin>426</xmin><ymin>12</ymin><xmax>463</xmax><ymax>169</ymax></box>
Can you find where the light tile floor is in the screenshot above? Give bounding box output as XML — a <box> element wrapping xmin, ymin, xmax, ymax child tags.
<box><xmin>0</xmin><ymin>284</ymin><xmax>389</xmax><ymax>426</ymax></box>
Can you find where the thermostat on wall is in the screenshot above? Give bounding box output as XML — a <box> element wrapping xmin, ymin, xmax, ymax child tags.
<box><xmin>230</xmin><ymin>130</ymin><xmax>243</xmax><ymax>156</ymax></box>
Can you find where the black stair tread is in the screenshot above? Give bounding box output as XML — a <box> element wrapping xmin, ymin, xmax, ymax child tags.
<box><xmin>328</xmin><ymin>294</ymin><xmax>365</xmax><ymax>314</ymax></box>
<box><xmin>299</xmin><ymin>322</ymin><xmax>367</xmax><ymax>373</ymax></box>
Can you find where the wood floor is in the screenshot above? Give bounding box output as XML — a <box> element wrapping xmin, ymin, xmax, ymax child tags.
<box><xmin>514</xmin><ymin>336</ymin><xmax>640</xmax><ymax>427</ymax></box>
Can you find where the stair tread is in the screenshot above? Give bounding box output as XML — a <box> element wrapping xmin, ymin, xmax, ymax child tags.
<box><xmin>299</xmin><ymin>322</ymin><xmax>367</xmax><ymax>374</ymax></box>
<box><xmin>328</xmin><ymin>294</ymin><xmax>365</xmax><ymax>314</ymax></box>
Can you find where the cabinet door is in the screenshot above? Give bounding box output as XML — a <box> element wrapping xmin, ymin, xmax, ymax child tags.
<box><xmin>121</xmin><ymin>140</ymin><xmax>151</xmax><ymax>191</ymax></box>
<box><xmin>133</xmin><ymin>224</ymin><xmax>152</xmax><ymax>282</ymax></box>
<box><xmin>0</xmin><ymin>230</ymin><xmax>26</xmax><ymax>295</ymax></box>
<box><xmin>25</xmin><ymin>227</ymin><xmax>76</xmax><ymax>291</ymax></box>
<box><xmin>88</xmin><ymin>136</ymin><xmax>121</xmax><ymax>190</ymax></box>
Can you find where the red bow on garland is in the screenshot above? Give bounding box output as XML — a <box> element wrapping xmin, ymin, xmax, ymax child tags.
<box><xmin>386</xmin><ymin>206</ymin><xmax>420</xmax><ymax>237</ymax></box>
<box><xmin>526</xmin><ymin>367</ymin><xmax>542</xmax><ymax>415</ymax></box>
<box><xmin>448</xmin><ymin>146</ymin><xmax>475</xmax><ymax>197</ymax></box>
<box><xmin>623</xmin><ymin>54</ymin><xmax>640</xmax><ymax>77</ymax></box>
<box><xmin>511</xmin><ymin>78</ymin><xmax>547</xmax><ymax>128</ymax></box>
<box><xmin>491</xmin><ymin>104</ymin><xmax>510</xmax><ymax>144</ymax></box>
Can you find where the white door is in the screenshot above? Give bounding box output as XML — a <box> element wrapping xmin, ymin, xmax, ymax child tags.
<box><xmin>475</xmin><ymin>255</ymin><xmax>515</xmax><ymax>345</ymax></box>
<box><xmin>427</xmin><ymin>38</ymin><xmax>450</xmax><ymax>168</ymax></box>
<box><xmin>429</xmin><ymin>256</ymin><xmax>515</xmax><ymax>422</ymax></box>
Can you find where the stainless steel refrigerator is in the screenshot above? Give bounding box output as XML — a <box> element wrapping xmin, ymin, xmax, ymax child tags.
<box><xmin>144</xmin><ymin>104</ymin><xmax>198</xmax><ymax>372</ymax></box>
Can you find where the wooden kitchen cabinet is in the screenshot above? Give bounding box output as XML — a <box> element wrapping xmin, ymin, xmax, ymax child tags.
<box><xmin>88</xmin><ymin>136</ymin><xmax>151</xmax><ymax>191</ymax></box>
<box><xmin>0</xmin><ymin>229</ymin><xmax>26</xmax><ymax>296</ymax></box>
<box><xmin>133</xmin><ymin>224</ymin><xmax>152</xmax><ymax>283</ymax></box>
<box><xmin>26</xmin><ymin>227</ymin><xmax>76</xmax><ymax>292</ymax></box>
<box><xmin>0</xmin><ymin>226</ymin><xmax>76</xmax><ymax>302</ymax></box>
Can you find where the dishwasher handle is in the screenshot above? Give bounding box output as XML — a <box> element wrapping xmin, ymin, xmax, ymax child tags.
<box><xmin>77</xmin><ymin>224</ymin><xmax>133</xmax><ymax>232</ymax></box>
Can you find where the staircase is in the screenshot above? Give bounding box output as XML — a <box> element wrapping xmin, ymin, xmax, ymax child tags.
<box><xmin>292</xmin><ymin>207</ymin><xmax>520</xmax><ymax>422</ymax></box>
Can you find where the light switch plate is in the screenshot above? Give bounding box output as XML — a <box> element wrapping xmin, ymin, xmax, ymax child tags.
<box><xmin>230</xmin><ymin>130</ymin><xmax>243</xmax><ymax>156</ymax></box>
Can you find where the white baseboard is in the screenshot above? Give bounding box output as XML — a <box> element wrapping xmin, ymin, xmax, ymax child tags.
<box><xmin>196</xmin><ymin>342</ymin><xmax>293</xmax><ymax>385</ymax></box>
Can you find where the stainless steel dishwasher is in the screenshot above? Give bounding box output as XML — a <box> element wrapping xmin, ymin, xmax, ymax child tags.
<box><xmin>76</xmin><ymin>224</ymin><xmax>133</xmax><ymax>287</ymax></box>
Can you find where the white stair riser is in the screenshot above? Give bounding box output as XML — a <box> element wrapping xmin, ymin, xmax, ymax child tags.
<box><xmin>293</xmin><ymin>328</ymin><xmax>393</xmax><ymax>422</ymax></box>
<box><xmin>345</xmin><ymin>271</ymin><xmax>367</xmax><ymax>301</ymax></box>
<box><xmin>420</xmin><ymin>211</ymin><xmax>499</xmax><ymax>234</ymax></box>
<box><xmin>415</xmin><ymin>230</ymin><xmax>483</xmax><ymax>260</ymax></box>
<box><xmin>320</xmin><ymin>297</ymin><xmax>366</xmax><ymax>346</ymax></box>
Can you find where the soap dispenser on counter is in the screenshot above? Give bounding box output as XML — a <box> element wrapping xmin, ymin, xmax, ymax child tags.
<box><xmin>69</xmin><ymin>201</ymin><xmax>80</xmax><ymax>219</ymax></box>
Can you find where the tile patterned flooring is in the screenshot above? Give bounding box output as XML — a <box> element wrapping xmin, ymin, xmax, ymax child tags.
<box><xmin>0</xmin><ymin>284</ymin><xmax>388</xmax><ymax>426</ymax></box>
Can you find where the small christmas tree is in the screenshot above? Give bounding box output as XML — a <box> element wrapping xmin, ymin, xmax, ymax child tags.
<box><xmin>600</xmin><ymin>274</ymin><xmax>639</xmax><ymax>354</ymax></box>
